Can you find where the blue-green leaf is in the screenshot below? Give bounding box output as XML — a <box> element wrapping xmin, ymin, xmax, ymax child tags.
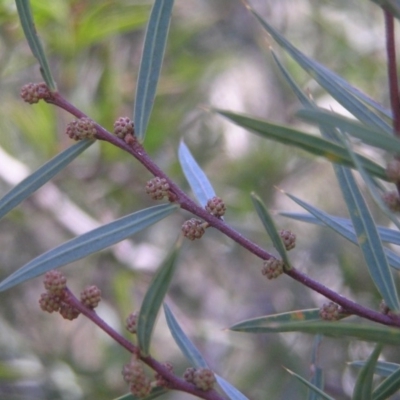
<box><xmin>15</xmin><ymin>0</ymin><xmax>56</xmax><ymax>90</ymax></box>
<box><xmin>284</xmin><ymin>368</ymin><xmax>334</xmax><ymax>400</ymax></box>
<box><xmin>178</xmin><ymin>141</ymin><xmax>216</xmax><ymax>207</ymax></box>
<box><xmin>0</xmin><ymin>203</ymin><xmax>178</xmax><ymax>292</ymax></box>
<box><xmin>137</xmin><ymin>240</ymin><xmax>181</xmax><ymax>355</ymax></box>
<box><xmin>373</xmin><ymin>367</ymin><xmax>400</xmax><ymax>400</ymax></box>
<box><xmin>297</xmin><ymin>109</ymin><xmax>400</xmax><ymax>153</ymax></box>
<box><xmin>350</xmin><ymin>361</ymin><xmax>400</xmax><ymax>377</ymax></box>
<box><xmin>308</xmin><ymin>335</ymin><xmax>324</xmax><ymax>400</ymax></box>
<box><xmin>0</xmin><ymin>140</ymin><xmax>94</xmax><ymax>222</ymax></box>
<box><xmin>333</xmin><ymin>165</ymin><xmax>400</xmax><ymax>311</ymax></box>
<box><xmin>281</xmin><ymin>197</ymin><xmax>400</xmax><ymax>271</ymax></box>
<box><xmin>251</xmin><ymin>192</ymin><xmax>291</xmax><ymax>267</ymax></box>
<box><xmin>134</xmin><ymin>0</ymin><xmax>174</xmax><ymax>142</ymax></box>
<box><xmin>352</xmin><ymin>344</ymin><xmax>382</xmax><ymax>400</ymax></box>
<box><xmin>163</xmin><ymin>303</ymin><xmax>208</xmax><ymax>368</ymax></box>
<box><xmin>248</xmin><ymin>5</ymin><xmax>392</xmax><ymax>133</ymax></box>
<box><xmin>216</xmin><ymin>109</ymin><xmax>387</xmax><ymax>181</ymax></box>
<box><xmin>215</xmin><ymin>375</ymin><xmax>249</xmax><ymax>400</ymax></box>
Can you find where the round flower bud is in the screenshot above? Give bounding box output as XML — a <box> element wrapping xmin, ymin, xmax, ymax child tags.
<box><xmin>386</xmin><ymin>159</ymin><xmax>400</xmax><ymax>183</ymax></box>
<box><xmin>261</xmin><ymin>258</ymin><xmax>284</xmax><ymax>279</ymax></box>
<box><xmin>154</xmin><ymin>362</ymin><xmax>173</xmax><ymax>387</ymax></box>
<box><xmin>20</xmin><ymin>82</ymin><xmax>51</xmax><ymax>104</ymax></box>
<box><xmin>126</xmin><ymin>311</ymin><xmax>139</xmax><ymax>334</ymax></box>
<box><xmin>59</xmin><ymin>302</ymin><xmax>80</xmax><ymax>320</ymax></box>
<box><xmin>44</xmin><ymin>270</ymin><xmax>67</xmax><ymax>296</ymax></box>
<box><xmin>122</xmin><ymin>358</ymin><xmax>146</xmax><ymax>383</ymax></box>
<box><xmin>66</xmin><ymin>118</ymin><xmax>97</xmax><ymax>140</ymax></box>
<box><xmin>205</xmin><ymin>196</ymin><xmax>226</xmax><ymax>217</ymax></box>
<box><xmin>39</xmin><ymin>292</ymin><xmax>62</xmax><ymax>313</ymax></box>
<box><xmin>129</xmin><ymin>379</ymin><xmax>151</xmax><ymax>398</ymax></box>
<box><xmin>280</xmin><ymin>229</ymin><xmax>296</xmax><ymax>251</ymax></box>
<box><xmin>114</xmin><ymin>117</ymin><xmax>134</xmax><ymax>139</ymax></box>
<box><xmin>181</xmin><ymin>219</ymin><xmax>206</xmax><ymax>240</ymax></box>
<box><xmin>319</xmin><ymin>302</ymin><xmax>340</xmax><ymax>321</ymax></box>
<box><xmin>145</xmin><ymin>177</ymin><xmax>170</xmax><ymax>200</ymax></box>
<box><xmin>80</xmin><ymin>285</ymin><xmax>101</xmax><ymax>308</ymax></box>
<box><xmin>192</xmin><ymin>368</ymin><xmax>216</xmax><ymax>391</ymax></box>
<box><xmin>382</xmin><ymin>191</ymin><xmax>400</xmax><ymax>212</ymax></box>
<box><xmin>183</xmin><ymin>367</ymin><xmax>196</xmax><ymax>383</ymax></box>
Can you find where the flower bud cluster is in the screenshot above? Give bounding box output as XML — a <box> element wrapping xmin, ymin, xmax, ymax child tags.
<box><xmin>66</xmin><ymin>118</ymin><xmax>97</xmax><ymax>140</ymax></box>
<box><xmin>80</xmin><ymin>285</ymin><xmax>102</xmax><ymax>308</ymax></box>
<box><xmin>181</xmin><ymin>218</ymin><xmax>206</xmax><ymax>240</ymax></box>
<box><xmin>382</xmin><ymin>191</ymin><xmax>400</xmax><ymax>212</ymax></box>
<box><xmin>319</xmin><ymin>302</ymin><xmax>340</xmax><ymax>321</ymax></box>
<box><xmin>145</xmin><ymin>177</ymin><xmax>170</xmax><ymax>200</ymax></box>
<box><xmin>280</xmin><ymin>229</ymin><xmax>296</xmax><ymax>251</ymax></box>
<box><xmin>20</xmin><ymin>82</ymin><xmax>51</xmax><ymax>104</ymax></box>
<box><xmin>122</xmin><ymin>356</ymin><xmax>151</xmax><ymax>398</ymax></box>
<box><xmin>39</xmin><ymin>270</ymin><xmax>80</xmax><ymax>320</ymax></box>
<box><xmin>114</xmin><ymin>117</ymin><xmax>134</xmax><ymax>139</ymax></box>
<box><xmin>205</xmin><ymin>196</ymin><xmax>226</xmax><ymax>217</ymax></box>
<box><xmin>261</xmin><ymin>258</ymin><xmax>284</xmax><ymax>279</ymax></box>
<box><xmin>183</xmin><ymin>367</ymin><xmax>215</xmax><ymax>391</ymax></box>
<box><xmin>126</xmin><ymin>311</ymin><xmax>139</xmax><ymax>334</ymax></box>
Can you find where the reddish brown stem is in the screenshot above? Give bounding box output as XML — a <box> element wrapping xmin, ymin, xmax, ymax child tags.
<box><xmin>385</xmin><ymin>10</ymin><xmax>400</xmax><ymax>136</ymax></box>
<box><xmin>46</xmin><ymin>93</ymin><xmax>400</xmax><ymax>329</ymax></box>
<box><xmin>64</xmin><ymin>288</ymin><xmax>225</xmax><ymax>400</ymax></box>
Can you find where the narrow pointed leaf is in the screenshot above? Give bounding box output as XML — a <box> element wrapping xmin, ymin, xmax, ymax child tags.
<box><xmin>251</xmin><ymin>192</ymin><xmax>290</xmax><ymax>266</ymax></box>
<box><xmin>284</xmin><ymin>368</ymin><xmax>334</xmax><ymax>400</ymax></box>
<box><xmin>178</xmin><ymin>141</ymin><xmax>216</xmax><ymax>207</ymax></box>
<box><xmin>137</xmin><ymin>239</ymin><xmax>181</xmax><ymax>355</ymax></box>
<box><xmin>0</xmin><ymin>203</ymin><xmax>178</xmax><ymax>292</ymax></box>
<box><xmin>134</xmin><ymin>0</ymin><xmax>174</xmax><ymax>141</ymax></box>
<box><xmin>216</xmin><ymin>110</ymin><xmax>387</xmax><ymax>181</ymax></box>
<box><xmin>373</xmin><ymin>367</ymin><xmax>400</xmax><ymax>400</ymax></box>
<box><xmin>15</xmin><ymin>0</ymin><xmax>56</xmax><ymax>90</ymax></box>
<box><xmin>282</xmin><ymin>195</ymin><xmax>400</xmax><ymax>270</ymax></box>
<box><xmin>298</xmin><ymin>109</ymin><xmax>400</xmax><ymax>154</ymax></box>
<box><xmin>215</xmin><ymin>375</ymin><xmax>250</xmax><ymax>400</ymax></box>
<box><xmin>230</xmin><ymin>319</ymin><xmax>400</xmax><ymax>345</ymax></box>
<box><xmin>163</xmin><ymin>303</ymin><xmax>208</xmax><ymax>368</ymax></box>
<box><xmin>248</xmin><ymin>6</ymin><xmax>392</xmax><ymax>133</ymax></box>
<box><xmin>308</xmin><ymin>335</ymin><xmax>324</xmax><ymax>400</ymax></box>
<box><xmin>350</xmin><ymin>361</ymin><xmax>400</xmax><ymax>377</ymax></box>
<box><xmin>0</xmin><ymin>140</ymin><xmax>94</xmax><ymax>221</ymax></box>
<box><xmin>333</xmin><ymin>165</ymin><xmax>400</xmax><ymax>311</ymax></box>
<box><xmin>353</xmin><ymin>344</ymin><xmax>382</xmax><ymax>400</ymax></box>
<box><xmin>113</xmin><ymin>387</ymin><xmax>168</xmax><ymax>400</ymax></box>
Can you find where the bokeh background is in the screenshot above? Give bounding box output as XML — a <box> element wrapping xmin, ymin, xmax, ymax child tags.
<box><xmin>0</xmin><ymin>0</ymin><xmax>398</xmax><ymax>399</ymax></box>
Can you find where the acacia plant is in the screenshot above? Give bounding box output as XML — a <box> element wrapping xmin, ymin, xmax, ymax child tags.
<box><xmin>3</xmin><ymin>0</ymin><xmax>400</xmax><ymax>399</ymax></box>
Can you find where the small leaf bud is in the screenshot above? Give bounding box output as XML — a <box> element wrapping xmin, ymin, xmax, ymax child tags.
<box><xmin>319</xmin><ymin>302</ymin><xmax>340</xmax><ymax>321</ymax></box>
<box><xmin>193</xmin><ymin>368</ymin><xmax>216</xmax><ymax>391</ymax></box>
<box><xmin>44</xmin><ymin>270</ymin><xmax>67</xmax><ymax>296</ymax></box>
<box><xmin>154</xmin><ymin>362</ymin><xmax>173</xmax><ymax>387</ymax></box>
<box><xmin>80</xmin><ymin>285</ymin><xmax>101</xmax><ymax>308</ymax></box>
<box><xmin>261</xmin><ymin>258</ymin><xmax>284</xmax><ymax>279</ymax></box>
<box><xmin>181</xmin><ymin>218</ymin><xmax>206</xmax><ymax>240</ymax></box>
<box><xmin>66</xmin><ymin>118</ymin><xmax>97</xmax><ymax>140</ymax></box>
<box><xmin>205</xmin><ymin>196</ymin><xmax>226</xmax><ymax>217</ymax></box>
<box><xmin>145</xmin><ymin>177</ymin><xmax>170</xmax><ymax>200</ymax></box>
<box><xmin>126</xmin><ymin>311</ymin><xmax>139</xmax><ymax>334</ymax></box>
<box><xmin>280</xmin><ymin>229</ymin><xmax>296</xmax><ymax>251</ymax></box>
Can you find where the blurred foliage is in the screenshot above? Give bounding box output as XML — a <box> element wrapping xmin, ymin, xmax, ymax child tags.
<box><xmin>0</xmin><ymin>0</ymin><xmax>399</xmax><ymax>399</ymax></box>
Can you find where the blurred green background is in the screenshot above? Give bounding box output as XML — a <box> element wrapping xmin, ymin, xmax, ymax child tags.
<box><xmin>0</xmin><ymin>0</ymin><xmax>398</xmax><ymax>399</ymax></box>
